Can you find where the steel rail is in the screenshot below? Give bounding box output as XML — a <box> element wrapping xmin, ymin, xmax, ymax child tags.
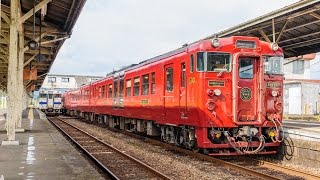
<box><xmin>239</xmin><ymin>157</ymin><xmax>320</xmax><ymax>180</ymax></box>
<box><xmin>113</xmin><ymin>128</ymin><xmax>281</xmax><ymax>180</ymax></box>
<box><xmin>49</xmin><ymin>117</ymin><xmax>172</xmax><ymax>180</ymax></box>
<box><xmin>58</xmin><ymin>116</ymin><xmax>280</xmax><ymax>180</ymax></box>
<box><xmin>48</xmin><ymin>117</ymin><xmax>120</xmax><ymax>180</ymax></box>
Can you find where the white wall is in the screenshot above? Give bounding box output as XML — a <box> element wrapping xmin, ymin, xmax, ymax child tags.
<box><xmin>284</xmin><ymin>60</ymin><xmax>311</xmax><ymax>79</ymax></box>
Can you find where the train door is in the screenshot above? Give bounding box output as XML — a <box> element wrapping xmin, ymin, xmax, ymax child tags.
<box><xmin>113</xmin><ymin>76</ymin><xmax>119</xmax><ymax>109</ymax></box>
<box><xmin>179</xmin><ymin>62</ymin><xmax>188</xmax><ymax>119</ymax></box>
<box><xmin>164</xmin><ymin>64</ymin><xmax>174</xmax><ymax>122</ymax></box>
<box><xmin>48</xmin><ymin>92</ymin><xmax>54</xmax><ymax>109</ymax></box>
<box><xmin>236</xmin><ymin>56</ymin><xmax>260</xmax><ymax>122</ymax></box>
<box><xmin>113</xmin><ymin>74</ymin><xmax>124</xmax><ymax>109</ymax></box>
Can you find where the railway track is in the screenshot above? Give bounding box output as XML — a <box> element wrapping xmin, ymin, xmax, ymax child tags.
<box><xmin>47</xmin><ymin>117</ymin><xmax>171</xmax><ymax>180</ymax></box>
<box><xmin>55</xmin><ymin>116</ymin><xmax>320</xmax><ymax>180</ymax></box>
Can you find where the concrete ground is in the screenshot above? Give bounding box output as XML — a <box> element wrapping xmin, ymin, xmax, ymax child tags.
<box><xmin>0</xmin><ymin>108</ymin><xmax>105</xmax><ymax>180</ymax></box>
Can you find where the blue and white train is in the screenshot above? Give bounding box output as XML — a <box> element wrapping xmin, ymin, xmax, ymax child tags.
<box><xmin>38</xmin><ymin>90</ymin><xmax>63</xmax><ymax>115</ymax></box>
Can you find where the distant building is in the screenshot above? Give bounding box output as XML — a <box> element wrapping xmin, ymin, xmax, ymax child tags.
<box><xmin>283</xmin><ymin>54</ymin><xmax>319</xmax><ymax>115</ymax></box>
<box><xmin>283</xmin><ymin>79</ymin><xmax>320</xmax><ymax>115</ymax></box>
<box><xmin>40</xmin><ymin>74</ymin><xmax>103</xmax><ymax>93</ymax></box>
<box><xmin>283</xmin><ymin>54</ymin><xmax>315</xmax><ymax>79</ymax></box>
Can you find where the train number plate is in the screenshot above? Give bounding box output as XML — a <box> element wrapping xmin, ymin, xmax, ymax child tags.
<box><xmin>208</xmin><ymin>81</ymin><xmax>225</xmax><ymax>87</ymax></box>
<box><xmin>266</xmin><ymin>82</ymin><xmax>280</xmax><ymax>88</ymax></box>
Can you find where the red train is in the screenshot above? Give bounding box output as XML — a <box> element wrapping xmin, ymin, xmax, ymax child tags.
<box><xmin>63</xmin><ymin>36</ymin><xmax>284</xmax><ymax>155</ymax></box>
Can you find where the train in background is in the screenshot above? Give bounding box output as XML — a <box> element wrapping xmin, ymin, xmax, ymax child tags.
<box><xmin>38</xmin><ymin>89</ymin><xmax>64</xmax><ymax>115</ymax></box>
<box><xmin>63</xmin><ymin>36</ymin><xmax>284</xmax><ymax>155</ymax></box>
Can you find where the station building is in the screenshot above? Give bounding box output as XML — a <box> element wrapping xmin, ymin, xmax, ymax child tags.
<box><xmin>283</xmin><ymin>54</ymin><xmax>320</xmax><ymax>115</ymax></box>
<box><xmin>39</xmin><ymin>74</ymin><xmax>103</xmax><ymax>93</ymax></box>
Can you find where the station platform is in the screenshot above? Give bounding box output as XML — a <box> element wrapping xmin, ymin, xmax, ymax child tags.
<box><xmin>283</xmin><ymin>119</ymin><xmax>320</xmax><ymax>142</ymax></box>
<box><xmin>281</xmin><ymin>119</ymin><xmax>320</xmax><ymax>168</ymax></box>
<box><xmin>0</xmin><ymin>108</ymin><xmax>105</xmax><ymax>180</ymax></box>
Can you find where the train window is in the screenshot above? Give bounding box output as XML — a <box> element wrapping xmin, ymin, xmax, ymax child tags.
<box><xmin>99</xmin><ymin>87</ymin><xmax>102</xmax><ymax>98</ymax></box>
<box><xmin>166</xmin><ymin>67</ymin><xmax>173</xmax><ymax>92</ymax></box>
<box><xmin>126</xmin><ymin>79</ymin><xmax>132</xmax><ymax>96</ymax></box>
<box><xmin>142</xmin><ymin>74</ymin><xmax>149</xmax><ymax>95</ymax></box>
<box><xmin>239</xmin><ymin>57</ymin><xmax>253</xmax><ymax>79</ymax></box>
<box><xmin>190</xmin><ymin>54</ymin><xmax>194</xmax><ymax>73</ymax></box>
<box><xmin>207</xmin><ymin>53</ymin><xmax>231</xmax><ymax>72</ymax></box>
<box><xmin>48</xmin><ymin>94</ymin><xmax>53</xmax><ymax>99</ymax></box>
<box><xmin>196</xmin><ymin>52</ymin><xmax>204</xmax><ymax>71</ymax></box>
<box><xmin>108</xmin><ymin>84</ymin><xmax>113</xmax><ymax>98</ymax></box>
<box><xmin>134</xmin><ymin>77</ymin><xmax>140</xmax><ymax>96</ymax></box>
<box><xmin>119</xmin><ymin>79</ymin><xmax>124</xmax><ymax>98</ymax></box>
<box><xmin>40</xmin><ymin>94</ymin><xmax>47</xmax><ymax>98</ymax></box>
<box><xmin>101</xmin><ymin>86</ymin><xmax>105</xmax><ymax>98</ymax></box>
<box><xmin>263</xmin><ymin>56</ymin><xmax>284</xmax><ymax>75</ymax></box>
<box><xmin>54</xmin><ymin>94</ymin><xmax>61</xmax><ymax>98</ymax></box>
<box><xmin>151</xmin><ymin>72</ymin><xmax>155</xmax><ymax>94</ymax></box>
<box><xmin>181</xmin><ymin>63</ymin><xmax>186</xmax><ymax>87</ymax></box>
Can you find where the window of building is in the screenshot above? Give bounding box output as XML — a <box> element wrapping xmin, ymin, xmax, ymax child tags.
<box><xmin>108</xmin><ymin>84</ymin><xmax>112</xmax><ymax>98</ymax></box>
<box><xmin>181</xmin><ymin>63</ymin><xmax>186</xmax><ymax>87</ymax></box>
<box><xmin>61</xmin><ymin>77</ymin><xmax>69</xmax><ymax>83</ymax></box>
<box><xmin>126</xmin><ymin>79</ymin><xmax>131</xmax><ymax>96</ymax></box>
<box><xmin>134</xmin><ymin>77</ymin><xmax>140</xmax><ymax>96</ymax></box>
<box><xmin>48</xmin><ymin>77</ymin><xmax>56</xmax><ymax>83</ymax></box>
<box><xmin>151</xmin><ymin>72</ymin><xmax>155</xmax><ymax>94</ymax></box>
<box><xmin>166</xmin><ymin>67</ymin><xmax>173</xmax><ymax>92</ymax></box>
<box><xmin>190</xmin><ymin>54</ymin><xmax>194</xmax><ymax>73</ymax></box>
<box><xmin>119</xmin><ymin>79</ymin><xmax>124</xmax><ymax>98</ymax></box>
<box><xmin>142</xmin><ymin>74</ymin><xmax>149</xmax><ymax>95</ymax></box>
<box><xmin>101</xmin><ymin>86</ymin><xmax>105</xmax><ymax>98</ymax></box>
<box><xmin>197</xmin><ymin>52</ymin><xmax>204</xmax><ymax>71</ymax></box>
<box><xmin>292</xmin><ymin>60</ymin><xmax>304</xmax><ymax>74</ymax></box>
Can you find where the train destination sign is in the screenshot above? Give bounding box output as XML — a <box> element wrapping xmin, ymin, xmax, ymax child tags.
<box><xmin>236</xmin><ymin>40</ymin><xmax>256</xmax><ymax>49</ymax></box>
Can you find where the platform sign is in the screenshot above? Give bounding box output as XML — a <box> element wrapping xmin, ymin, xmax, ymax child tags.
<box><xmin>23</xmin><ymin>68</ymin><xmax>37</xmax><ymax>80</ymax></box>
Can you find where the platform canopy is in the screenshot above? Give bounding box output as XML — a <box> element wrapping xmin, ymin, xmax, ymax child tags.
<box><xmin>0</xmin><ymin>0</ymin><xmax>86</xmax><ymax>91</ymax></box>
<box><xmin>203</xmin><ymin>0</ymin><xmax>320</xmax><ymax>58</ymax></box>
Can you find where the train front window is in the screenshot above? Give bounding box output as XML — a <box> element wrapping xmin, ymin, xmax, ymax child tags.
<box><xmin>239</xmin><ymin>57</ymin><xmax>253</xmax><ymax>79</ymax></box>
<box><xmin>207</xmin><ymin>53</ymin><xmax>231</xmax><ymax>72</ymax></box>
<box><xmin>54</xmin><ymin>94</ymin><xmax>61</xmax><ymax>98</ymax></box>
<box><xmin>264</xmin><ymin>56</ymin><xmax>284</xmax><ymax>75</ymax></box>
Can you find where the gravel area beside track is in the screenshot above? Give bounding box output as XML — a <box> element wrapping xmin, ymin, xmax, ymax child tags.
<box><xmin>64</xmin><ymin>118</ymin><xmax>254</xmax><ymax>180</ymax></box>
<box><xmin>262</xmin><ymin>157</ymin><xmax>320</xmax><ymax>176</ymax></box>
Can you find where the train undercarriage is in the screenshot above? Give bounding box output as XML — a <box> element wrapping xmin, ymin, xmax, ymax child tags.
<box><xmin>66</xmin><ymin>110</ymin><xmax>282</xmax><ymax>156</ymax></box>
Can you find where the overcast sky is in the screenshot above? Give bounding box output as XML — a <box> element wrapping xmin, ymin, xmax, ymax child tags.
<box><xmin>50</xmin><ymin>0</ymin><xmax>318</xmax><ymax>77</ymax></box>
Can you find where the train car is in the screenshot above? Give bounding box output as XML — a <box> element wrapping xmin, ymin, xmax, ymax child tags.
<box><xmin>38</xmin><ymin>89</ymin><xmax>63</xmax><ymax>115</ymax></box>
<box><xmin>64</xmin><ymin>36</ymin><xmax>284</xmax><ymax>155</ymax></box>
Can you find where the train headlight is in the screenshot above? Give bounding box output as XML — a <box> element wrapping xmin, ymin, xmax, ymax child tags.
<box><xmin>206</xmin><ymin>101</ymin><xmax>215</xmax><ymax>111</ymax></box>
<box><xmin>207</xmin><ymin>89</ymin><xmax>214</xmax><ymax>96</ymax></box>
<box><xmin>271</xmin><ymin>90</ymin><xmax>278</xmax><ymax>97</ymax></box>
<box><xmin>214</xmin><ymin>89</ymin><xmax>221</xmax><ymax>96</ymax></box>
<box><xmin>270</xmin><ymin>43</ymin><xmax>279</xmax><ymax>51</ymax></box>
<box><xmin>274</xmin><ymin>101</ymin><xmax>282</xmax><ymax>111</ymax></box>
<box><xmin>211</xmin><ymin>38</ymin><xmax>220</xmax><ymax>48</ymax></box>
